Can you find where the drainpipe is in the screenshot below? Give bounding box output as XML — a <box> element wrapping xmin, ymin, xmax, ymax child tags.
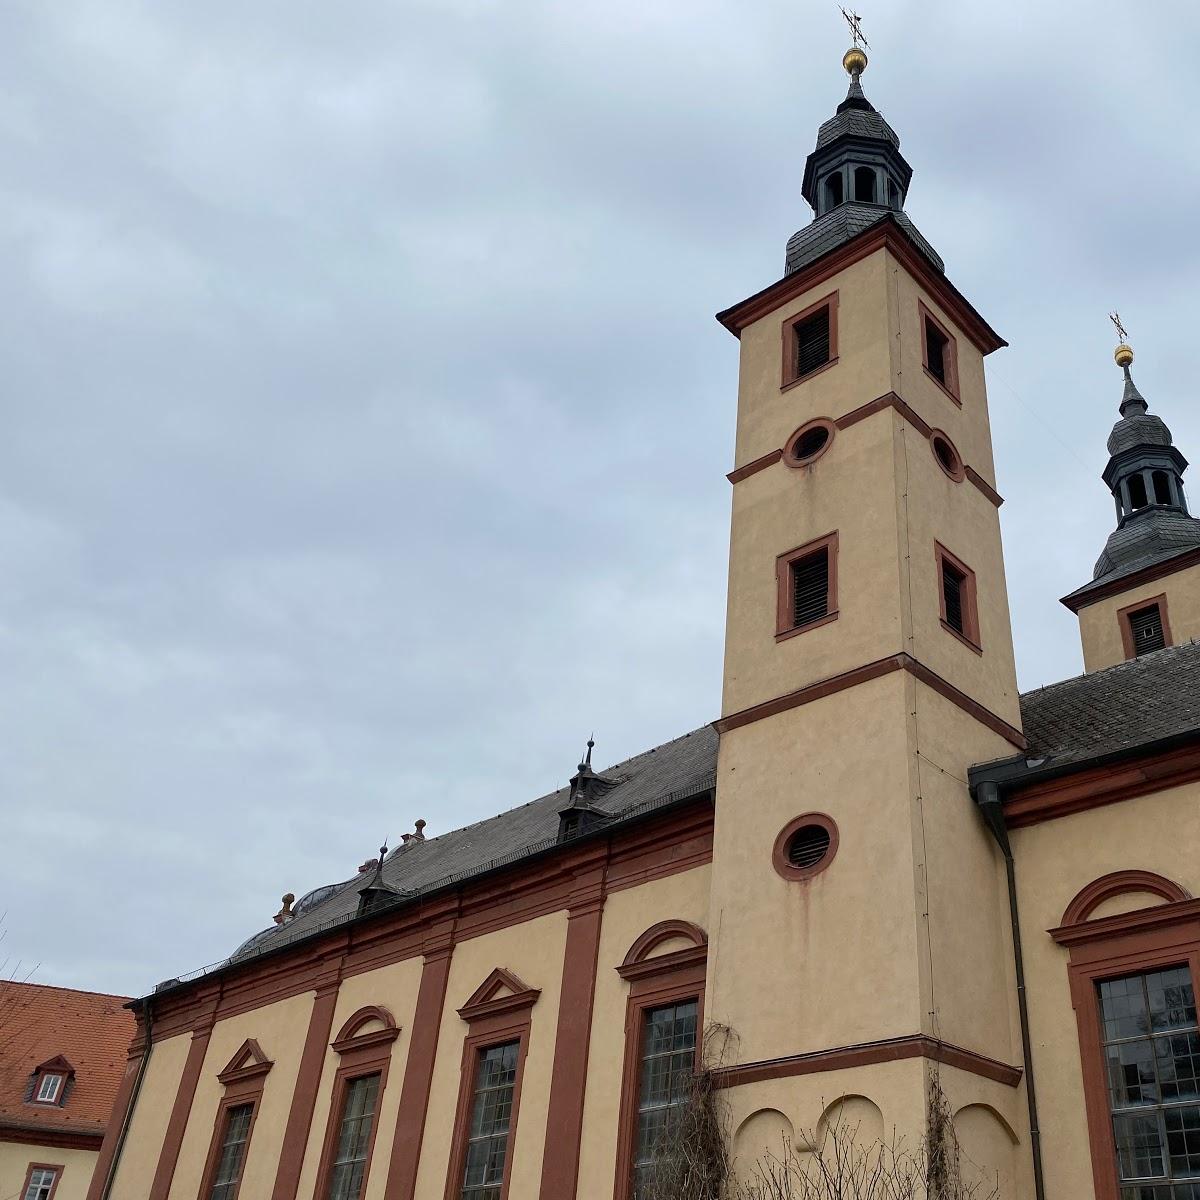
<box><xmin>975</xmin><ymin>780</ymin><xmax>1046</xmax><ymax>1200</ymax></box>
<box><xmin>98</xmin><ymin>997</ymin><xmax>154</xmax><ymax>1200</ymax></box>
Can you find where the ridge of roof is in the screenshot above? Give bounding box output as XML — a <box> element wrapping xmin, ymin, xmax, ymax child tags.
<box><xmin>0</xmin><ymin>980</ymin><xmax>133</xmax><ymax>1002</ymax></box>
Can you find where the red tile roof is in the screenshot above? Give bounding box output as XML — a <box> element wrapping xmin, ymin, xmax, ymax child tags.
<box><xmin>0</xmin><ymin>981</ymin><xmax>135</xmax><ymax>1140</ymax></box>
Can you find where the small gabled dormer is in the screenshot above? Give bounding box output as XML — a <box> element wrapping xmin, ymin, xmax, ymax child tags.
<box><xmin>557</xmin><ymin>739</ymin><xmax>615</xmax><ymax>842</ymax></box>
<box><xmin>25</xmin><ymin>1055</ymin><xmax>74</xmax><ymax>1107</ymax></box>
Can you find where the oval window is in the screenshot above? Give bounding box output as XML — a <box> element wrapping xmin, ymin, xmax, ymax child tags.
<box><xmin>784</xmin><ymin>420</ymin><xmax>835</xmax><ymax>468</ymax></box>
<box><xmin>930</xmin><ymin>431</ymin><xmax>964</xmax><ymax>482</ymax></box>
<box><xmin>772</xmin><ymin>814</ymin><xmax>839</xmax><ymax>880</ymax></box>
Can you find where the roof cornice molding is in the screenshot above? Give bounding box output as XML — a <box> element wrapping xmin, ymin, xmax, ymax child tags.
<box><xmin>1060</xmin><ymin>544</ymin><xmax>1200</xmax><ymax>611</ymax></box>
<box><xmin>715</xmin><ymin>216</ymin><xmax>1006</xmax><ymax>356</ymax></box>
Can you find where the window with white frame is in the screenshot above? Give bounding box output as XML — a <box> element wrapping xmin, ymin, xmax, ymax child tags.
<box><xmin>35</xmin><ymin>1074</ymin><xmax>63</xmax><ymax>1104</ymax></box>
<box><xmin>24</xmin><ymin>1167</ymin><xmax>58</xmax><ymax>1200</ymax></box>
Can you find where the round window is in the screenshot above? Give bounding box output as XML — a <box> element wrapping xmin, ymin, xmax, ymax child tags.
<box><xmin>772</xmin><ymin>814</ymin><xmax>839</xmax><ymax>880</ymax></box>
<box><xmin>786</xmin><ymin>824</ymin><xmax>831</xmax><ymax>869</ymax></box>
<box><xmin>784</xmin><ymin>419</ymin><xmax>835</xmax><ymax>468</ymax></box>
<box><xmin>930</xmin><ymin>431</ymin><xmax>964</xmax><ymax>482</ymax></box>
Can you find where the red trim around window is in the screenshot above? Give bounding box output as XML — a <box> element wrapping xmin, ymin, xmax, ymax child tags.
<box><xmin>442</xmin><ymin>972</ymin><xmax>539</xmax><ymax>1200</ymax></box>
<box><xmin>919</xmin><ymin>300</ymin><xmax>960</xmax><ymax>404</ymax></box>
<box><xmin>775</xmin><ymin>532</ymin><xmax>839</xmax><ymax>641</ymax></box>
<box><xmin>196</xmin><ymin>1040</ymin><xmax>273</xmax><ymax>1200</ymax></box>
<box><xmin>780</xmin><ymin>292</ymin><xmax>839</xmax><ymax>390</ymax></box>
<box><xmin>1051</xmin><ymin>880</ymin><xmax>1200</xmax><ymax>1200</ymax></box>
<box><xmin>1117</xmin><ymin>593</ymin><xmax>1173</xmax><ymax>661</ymax></box>
<box><xmin>311</xmin><ymin>1008</ymin><xmax>400</xmax><ymax>1200</ymax></box>
<box><xmin>935</xmin><ymin>541</ymin><xmax>981</xmax><ymax>653</ymax></box>
<box><xmin>612</xmin><ymin>925</ymin><xmax>708</xmax><ymax>1200</ymax></box>
<box><xmin>19</xmin><ymin>1162</ymin><xmax>64</xmax><ymax>1200</ymax></box>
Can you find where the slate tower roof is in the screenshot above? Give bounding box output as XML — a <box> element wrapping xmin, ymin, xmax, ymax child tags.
<box><xmin>786</xmin><ymin>47</ymin><xmax>942</xmax><ymax>277</ymax></box>
<box><xmin>1064</xmin><ymin>345</ymin><xmax>1200</xmax><ymax>606</ymax></box>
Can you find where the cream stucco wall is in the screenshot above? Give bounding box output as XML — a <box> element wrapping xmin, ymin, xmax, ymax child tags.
<box><xmin>166</xmin><ymin>990</ymin><xmax>315</xmax><ymax>1200</ymax></box>
<box><xmin>109</xmin><ymin>1029</ymin><xmax>191</xmax><ymax>1200</ymax></box>
<box><xmin>411</xmin><ymin>911</ymin><xmax>567</xmax><ymax>1200</ymax></box>
<box><xmin>1077</xmin><ymin>559</ymin><xmax>1200</xmax><ymax>671</ymax></box>
<box><xmin>1011</xmin><ymin>779</ymin><xmax>1200</xmax><ymax>1198</ymax></box>
<box><xmin>576</xmin><ymin>866</ymin><xmax>712</xmax><ymax>1200</ymax></box>
<box><xmin>293</xmin><ymin>957</ymin><xmax>424</xmax><ymax>1200</ymax></box>
<box><xmin>0</xmin><ymin>1140</ymin><xmax>98</xmax><ymax>1200</ymax></box>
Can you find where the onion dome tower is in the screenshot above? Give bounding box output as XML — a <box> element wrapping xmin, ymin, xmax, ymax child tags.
<box><xmin>786</xmin><ymin>46</ymin><xmax>943</xmax><ymax>276</ymax></box>
<box><xmin>1068</xmin><ymin>342</ymin><xmax>1200</xmax><ymax>597</ymax></box>
<box><xmin>1062</xmin><ymin>336</ymin><xmax>1200</xmax><ymax>668</ymax></box>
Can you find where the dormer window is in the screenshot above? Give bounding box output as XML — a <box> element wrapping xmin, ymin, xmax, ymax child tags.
<box><xmin>26</xmin><ymin>1057</ymin><xmax>74</xmax><ymax>1108</ymax></box>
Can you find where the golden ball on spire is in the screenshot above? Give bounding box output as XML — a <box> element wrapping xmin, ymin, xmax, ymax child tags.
<box><xmin>843</xmin><ymin>46</ymin><xmax>868</xmax><ymax>77</ymax></box>
<box><xmin>1114</xmin><ymin>344</ymin><xmax>1134</xmax><ymax>368</ymax></box>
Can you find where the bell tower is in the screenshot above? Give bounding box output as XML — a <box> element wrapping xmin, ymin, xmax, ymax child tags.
<box><xmin>1062</xmin><ymin>336</ymin><xmax>1200</xmax><ymax>670</ymax></box>
<box><xmin>706</xmin><ymin>45</ymin><xmax>1031</xmax><ymax>1188</ymax></box>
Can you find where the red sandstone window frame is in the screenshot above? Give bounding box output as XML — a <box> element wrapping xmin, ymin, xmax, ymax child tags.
<box><xmin>1051</xmin><ymin>874</ymin><xmax>1200</xmax><ymax>1200</ymax></box>
<box><xmin>919</xmin><ymin>300</ymin><xmax>960</xmax><ymax>404</ymax></box>
<box><xmin>19</xmin><ymin>1162</ymin><xmax>63</xmax><ymax>1200</ymax></box>
<box><xmin>935</xmin><ymin>541</ymin><xmax>981</xmax><ymax>653</ymax></box>
<box><xmin>196</xmin><ymin>1039</ymin><xmax>273</xmax><ymax>1200</ymax></box>
<box><xmin>780</xmin><ymin>291</ymin><xmax>839</xmax><ymax>391</ymax></box>
<box><xmin>613</xmin><ymin>922</ymin><xmax>708</xmax><ymax>1200</ymax></box>
<box><xmin>443</xmin><ymin>970</ymin><xmax>540</xmax><ymax>1200</ymax></box>
<box><xmin>775</xmin><ymin>531</ymin><xmax>839</xmax><ymax>641</ymax></box>
<box><xmin>312</xmin><ymin>1007</ymin><xmax>401</xmax><ymax>1200</ymax></box>
<box><xmin>1117</xmin><ymin>594</ymin><xmax>1173</xmax><ymax>661</ymax></box>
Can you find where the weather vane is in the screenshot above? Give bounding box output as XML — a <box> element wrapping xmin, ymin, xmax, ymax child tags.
<box><xmin>840</xmin><ymin>7</ymin><xmax>870</xmax><ymax>49</ymax></box>
<box><xmin>1109</xmin><ymin>311</ymin><xmax>1129</xmax><ymax>344</ymax></box>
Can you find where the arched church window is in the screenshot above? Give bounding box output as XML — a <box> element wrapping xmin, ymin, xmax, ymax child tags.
<box><xmin>854</xmin><ymin>167</ymin><xmax>877</xmax><ymax>203</ymax></box>
<box><xmin>1128</xmin><ymin>474</ymin><xmax>1148</xmax><ymax>510</ymax></box>
<box><xmin>1152</xmin><ymin>470</ymin><xmax>1173</xmax><ymax>505</ymax></box>
<box><xmin>824</xmin><ymin>173</ymin><xmax>843</xmax><ymax>211</ymax></box>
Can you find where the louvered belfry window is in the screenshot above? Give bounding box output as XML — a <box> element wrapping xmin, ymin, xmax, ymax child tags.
<box><xmin>776</xmin><ymin>534</ymin><xmax>838</xmax><ymax>639</ymax></box>
<box><xmin>942</xmin><ymin>559</ymin><xmax>967</xmax><ymax>636</ymax></box>
<box><xmin>791</xmin><ymin>547</ymin><xmax>830</xmax><ymax>629</ymax></box>
<box><xmin>1128</xmin><ymin>604</ymin><xmax>1166</xmax><ymax>656</ymax></box>
<box><xmin>793</xmin><ymin>307</ymin><xmax>831</xmax><ymax>380</ymax></box>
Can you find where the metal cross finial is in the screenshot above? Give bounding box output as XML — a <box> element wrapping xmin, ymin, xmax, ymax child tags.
<box><xmin>840</xmin><ymin>7</ymin><xmax>870</xmax><ymax>49</ymax></box>
<box><xmin>1109</xmin><ymin>311</ymin><xmax>1130</xmax><ymax>344</ymax></box>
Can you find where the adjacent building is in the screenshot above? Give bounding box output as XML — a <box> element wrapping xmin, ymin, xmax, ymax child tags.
<box><xmin>0</xmin><ymin>981</ymin><xmax>134</xmax><ymax>1200</ymax></box>
<box><xmin>87</xmin><ymin>46</ymin><xmax>1200</xmax><ymax>1200</ymax></box>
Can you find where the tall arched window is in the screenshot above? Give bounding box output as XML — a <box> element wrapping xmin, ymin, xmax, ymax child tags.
<box><xmin>854</xmin><ymin>166</ymin><xmax>877</xmax><ymax>203</ymax></box>
<box><xmin>824</xmin><ymin>173</ymin><xmax>843</xmax><ymax>211</ymax></box>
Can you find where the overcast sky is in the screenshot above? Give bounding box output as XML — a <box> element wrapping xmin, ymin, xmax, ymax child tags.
<box><xmin>3</xmin><ymin>1</ymin><xmax>1198</xmax><ymax>997</ymax></box>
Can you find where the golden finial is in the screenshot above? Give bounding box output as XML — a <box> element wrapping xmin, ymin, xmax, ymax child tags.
<box><xmin>840</xmin><ymin>8</ymin><xmax>869</xmax><ymax>75</ymax></box>
<box><xmin>843</xmin><ymin>46</ymin><xmax>868</xmax><ymax>76</ymax></box>
<box><xmin>1109</xmin><ymin>312</ymin><xmax>1134</xmax><ymax>367</ymax></box>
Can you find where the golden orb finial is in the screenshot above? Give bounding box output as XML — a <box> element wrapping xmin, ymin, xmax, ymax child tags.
<box><xmin>1114</xmin><ymin>343</ymin><xmax>1134</xmax><ymax>368</ymax></box>
<box><xmin>843</xmin><ymin>46</ymin><xmax>868</xmax><ymax>77</ymax></box>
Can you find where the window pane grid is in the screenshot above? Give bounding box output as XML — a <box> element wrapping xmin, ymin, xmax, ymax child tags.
<box><xmin>1099</xmin><ymin>967</ymin><xmax>1200</xmax><ymax>1191</ymax></box>
<box><xmin>24</xmin><ymin>1168</ymin><xmax>57</xmax><ymax>1200</ymax></box>
<box><xmin>208</xmin><ymin>1103</ymin><xmax>254</xmax><ymax>1200</ymax></box>
<box><xmin>327</xmin><ymin>1074</ymin><xmax>380</xmax><ymax>1200</ymax></box>
<box><xmin>460</xmin><ymin>1042</ymin><xmax>519</xmax><ymax>1200</ymax></box>
<box><xmin>632</xmin><ymin>1000</ymin><xmax>698</xmax><ymax>1200</ymax></box>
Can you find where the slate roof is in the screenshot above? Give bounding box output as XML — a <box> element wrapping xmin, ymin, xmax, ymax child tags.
<box><xmin>1058</xmin><ymin>512</ymin><xmax>1200</xmax><ymax>603</ymax></box>
<box><xmin>211</xmin><ymin>643</ymin><xmax>1200</xmax><ymax>981</ymax></box>
<box><xmin>0</xmin><ymin>981</ymin><xmax>134</xmax><ymax>1139</ymax></box>
<box><xmin>224</xmin><ymin>725</ymin><xmax>719</xmax><ymax>968</ymax></box>
<box><xmin>784</xmin><ymin>205</ymin><xmax>944</xmax><ymax>277</ymax></box>
<box><xmin>1016</xmin><ymin>639</ymin><xmax>1200</xmax><ymax>773</ymax></box>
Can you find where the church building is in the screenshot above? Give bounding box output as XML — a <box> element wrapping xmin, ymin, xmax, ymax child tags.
<box><xmin>87</xmin><ymin>45</ymin><xmax>1200</xmax><ymax>1200</ymax></box>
